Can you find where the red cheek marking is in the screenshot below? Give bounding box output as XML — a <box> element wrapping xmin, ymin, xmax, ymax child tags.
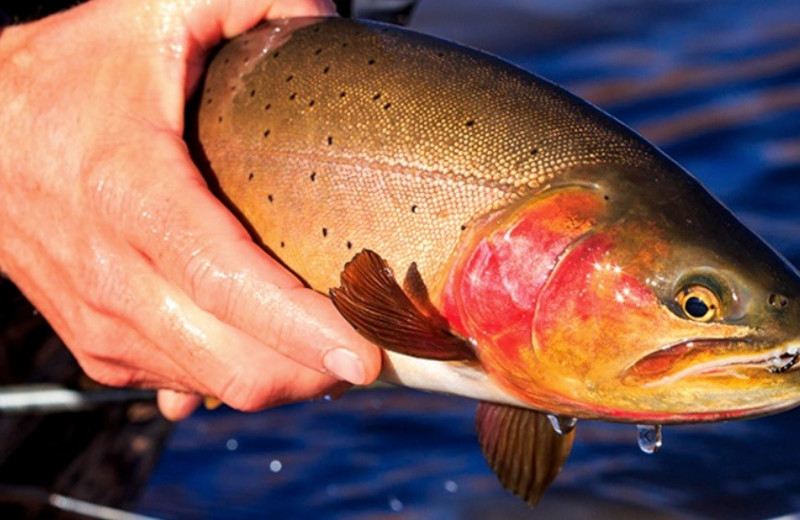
<box><xmin>441</xmin><ymin>189</ymin><xmax>608</xmax><ymax>365</ymax></box>
<box><xmin>533</xmin><ymin>232</ymin><xmax>660</xmax><ymax>366</ymax></box>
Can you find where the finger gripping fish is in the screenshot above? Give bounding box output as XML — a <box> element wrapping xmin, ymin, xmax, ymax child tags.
<box><xmin>188</xmin><ymin>17</ymin><xmax>800</xmax><ymax>505</ymax></box>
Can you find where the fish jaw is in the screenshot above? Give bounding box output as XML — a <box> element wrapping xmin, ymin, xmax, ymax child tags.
<box><xmin>625</xmin><ymin>339</ymin><xmax>800</xmax><ymax>386</ymax></box>
<box><xmin>614</xmin><ymin>338</ymin><xmax>800</xmax><ymax>422</ymax></box>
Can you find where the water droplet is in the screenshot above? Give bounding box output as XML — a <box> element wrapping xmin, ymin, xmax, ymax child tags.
<box><xmin>225</xmin><ymin>438</ymin><xmax>238</xmax><ymax>451</ymax></box>
<box><xmin>388</xmin><ymin>496</ymin><xmax>403</xmax><ymax>512</ymax></box>
<box><xmin>547</xmin><ymin>414</ymin><xmax>578</xmax><ymax>435</ymax></box>
<box><xmin>269</xmin><ymin>459</ymin><xmax>283</xmax><ymax>473</ymax></box>
<box><xmin>444</xmin><ymin>480</ymin><xmax>458</xmax><ymax>493</ymax></box>
<box><xmin>636</xmin><ymin>424</ymin><xmax>663</xmax><ymax>454</ymax></box>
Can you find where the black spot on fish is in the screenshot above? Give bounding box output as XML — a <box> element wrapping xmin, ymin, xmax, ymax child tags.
<box><xmin>289</xmin><ymin>93</ymin><xmax>296</xmax><ymax>101</ymax></box>
<box><xmin>465</xmin><ymin>120</ymin><xmax>475</xmax><ymax>127</ymax></box>
<box><xmin>383</xmin><ymin>103</ymin><xmax>391</xmax><ymax>110</ymax></box>
<box><xmin>264</xmin><ymin>129</ymin><xmax>271</xmax><ymax>138</ymax></box>
<box><xmin>315</xmin><ymin>48</ymin><xmax>323</xmax><ymax>55</ymax></box>
<box><xmin>530</xmin><ymin>148</ymin><xmax>539</xmax><ymax>156</ymax></box>
<box><xmin>310</xmin><ymin>172</ymin><xmax>317</xmax><ymax>182</ymax></box>
<box><xmin>340</xmin><ymin>91</ymin><xmax>347</xmax><ymax>98</ymax></box>
<box><xmin>368</xmin><ymin>58</ymin><xmax>376</xmax><ymax>65</ymax></box>
<box><xmin>286</xmin><ymin>75</ymin><xmax>294</xmax><ymax>82</ymax></box>
<box><xmin>437</xmin><ymin>52</ymin><xmax>445</xmax><ymax>58</ymax></box>
<box><xmin>323</xmin><ymin>66</ymin><xmax>330</xmax><ymax>74</ymax></box>
<box><xmin>309</xmin><ymin>100</ymin><xmax>316</xmax><ymax>107</ymax></box>
<box><xmin>346</xmin><ymin>241</ymin><xmax>353</xmax><ymax>250</ymax></box>
<box><xmin>268</xmin><ymin>194</ymin><xmax>274</xmax><ymax>203</ymax></box>
<box><xmin>223</xmin><ymin>58</ymin><xmax>230</xmax><ymax>64</ymax></box>
<box><xmin>250</xmin><ymin>89</ymin><xmax>256</xmax><ymax>97</ymax></box>
<box><xmin>322</xmin><ymin>228</ymin><xmax>328</xmax><ymax>237</ymax></box>
<box><xmin>411</xmin><ymin>205</ymin><xmax>418</xmax><ymax>213</ymax></box>
<box><xmin>273</xmin><ymin>51</ymin><xmax>280</xmax><ymax>59</ymax></box>
<box><xmin>280</xmin><ymin>241</ymin><xmax>285</xmax><ymax>248</ymax></box>
<box><xmin>342</xmin><ymin>42</ymin><xmax>349</xmax><ymax>48</ymax></box>
<box><xmin>206</xmin><ymin>98</ymin><xmax>213</xmax><ymax>105</ymax></box>
<box><xmin>327</xmin><ymin>136</ymin><xmax>333</xmax><ymax>145</ymax></box>
<box><xmin>460</xmin><ymin>225</ymin><xmax>467</xmax><ymax>231</ymax></box>
<box><xmin>218</xmin><ymin>116</ymin><xmax>223</xmax><ymax>123</ymax></box>
<box><xmin>265</xmin><ymin>103</ymin><xmax>271</xmax><ymax>110</ymax></box>
<box><xmin>372</xmin><ymin>93</ymin><xmax>381</xmax><ymax>101</ymax></box>
<box><xmin>604</xmin><ymin>195</ymin><xmax>610</xmax><ymax>201</ymax></box>
<box><xmin>248</xmin><ymin>172</ymin><xmax>254</xmax><ymax>181</ymax></box>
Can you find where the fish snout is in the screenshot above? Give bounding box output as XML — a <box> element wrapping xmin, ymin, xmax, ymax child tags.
<box><xmin>768</xmin><ymin>342</ymin><xmax>800</xmax><ymax>374</ymax></box>
<box><xmin>764</xmin><ymin>289</ymin><xmax>800</xmax><ymax>373</ymax></box>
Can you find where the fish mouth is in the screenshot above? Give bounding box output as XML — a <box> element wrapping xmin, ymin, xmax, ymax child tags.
<box><xmin>623</xmin><ymin>338</ymin><xmax>800</xmax><ymax>387</ymax></box>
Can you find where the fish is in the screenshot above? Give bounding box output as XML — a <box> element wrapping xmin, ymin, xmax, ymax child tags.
<box><xmin>187</xmin><ymin>17</ymin><xmax>800</xmax><ymax>505</ymax></box>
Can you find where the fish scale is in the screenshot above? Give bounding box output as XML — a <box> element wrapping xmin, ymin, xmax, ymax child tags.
<box><xmin>195</xmin><ymin>17</ymin><xmax>659</xmax><ymax>290</ymax></box>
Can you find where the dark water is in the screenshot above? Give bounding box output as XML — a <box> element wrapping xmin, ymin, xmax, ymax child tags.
<box><xmin>138</xmin><ymin>1</ymin><xmax>800</xmax><ymax>518</ymax></box>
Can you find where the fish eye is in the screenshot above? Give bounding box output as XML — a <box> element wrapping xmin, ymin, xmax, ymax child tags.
<box><xmin>676</xmin><ymin>285</ymin><xmax>720</xmax><ymax>322</ymax></box>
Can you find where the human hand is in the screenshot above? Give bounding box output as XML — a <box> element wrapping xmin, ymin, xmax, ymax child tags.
<box><xmin>0</xmin><ymin>0</ymin><xmax>381</xmax><ymax>420</ymax></box>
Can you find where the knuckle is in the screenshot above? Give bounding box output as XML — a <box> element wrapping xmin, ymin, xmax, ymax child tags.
<box><xmin>259</xmin><ymin>311</ymin><xmax>291</xmax><ymax>355</ymax></box>
<box><xmin>253</xmin><ymin>291</ymin><xmax>309</xmax><ymax>358</ymax></box>
<box><xmin>181</xmin><ymin>239</ymin><xmax>249</xmax><ymax>317</ymax></box>
<box><xmin>79</xmin><ymin>359</ymin><xmax>139</xmax><ymax>388</ymax></box>
<box><xmin>78</xmin><ymin>246</ymin><xmax>132</xmax><ymax>316</ymax></box>
<box><xmin>182</xmin><ymin>244</ymin><xmax>222</xmax><ymax>305</ymax></box>
<box><xmin>66</xmin><ymin>321</ymin><xmax>153</xmax><ymax>386</ymax></box>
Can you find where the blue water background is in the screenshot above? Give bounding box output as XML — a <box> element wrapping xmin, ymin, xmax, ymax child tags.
<box><xmin>138</xmin><ymin>1</ymin><xmax>800</xmax><ymax>518</ymax></box>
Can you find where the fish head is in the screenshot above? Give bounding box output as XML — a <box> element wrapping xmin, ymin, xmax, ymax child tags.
<box><xmin>446</xmin><ymin>163</ymin><xmax>800</xmax><ymax>423</ymax></box>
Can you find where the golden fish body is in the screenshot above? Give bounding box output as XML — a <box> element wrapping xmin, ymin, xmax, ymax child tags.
<box><xmin>192</xmin><ymin>15</ymin><xmax>800</xmax><ymax>419</ymax></box>
<box><xmin>190</xmin><ymin>17</ymin><xmax>800</xmax><ymax>505</ymax></box>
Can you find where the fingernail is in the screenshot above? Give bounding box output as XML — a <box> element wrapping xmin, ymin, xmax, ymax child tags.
<box><xmin>204</xmin><ymin>396</ymin><xmax>223</xmax><ymax>410</ymax></box>
<box><xmin>323</xmin><ymin>348</ymin><xmax>366</xmax><ymax>385</ymax></box>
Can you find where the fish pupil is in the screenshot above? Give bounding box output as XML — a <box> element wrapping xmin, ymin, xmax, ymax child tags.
<box><xmin>685</xmin><ymin>296</ymin><xmax>709</xmax><ymax>318</ymax></box>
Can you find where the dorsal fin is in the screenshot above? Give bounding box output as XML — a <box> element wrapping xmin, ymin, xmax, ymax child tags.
<box><xmin>476</xmin><ymin>402</ymin><xmax>575</xmax><ymax>505</ymax></box>
<box><xmin>330</xmin><ymin>250</ymin><xmax>475</xmax><ymax>361</ymax></box>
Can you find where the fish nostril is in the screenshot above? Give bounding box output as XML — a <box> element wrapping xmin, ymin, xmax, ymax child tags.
<box><xmin>769</xmin><ymin>293</ymin><xmax>789</xmax><ymax>311</ymax></box>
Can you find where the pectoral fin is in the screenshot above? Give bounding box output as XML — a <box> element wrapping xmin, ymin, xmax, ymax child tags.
<box><xmin>476</xmin><ymin>401</ymin><xmax>574</xmax><ymax>505</ymax></box>
<box><xmin>330</xmin><ymin>249</ymin><xmax>475</xmax><ymax>361</ymax></box>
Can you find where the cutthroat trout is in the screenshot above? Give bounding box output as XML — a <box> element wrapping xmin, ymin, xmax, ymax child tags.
<box><xmin>188</xmin><ymin>18</ymin><xmax>800</xmax><ymax>504</ymax></box>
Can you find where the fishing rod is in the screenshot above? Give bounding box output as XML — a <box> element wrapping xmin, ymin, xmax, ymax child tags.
<box><xmin>0</xmin><ymin>484</ymin><xmax>162</xmax><ymax>520</ymax></box>
<box><xmin>0</xmin><ymin>385</ymin><xmax>156</xmax><ymax>414</ymax></box>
